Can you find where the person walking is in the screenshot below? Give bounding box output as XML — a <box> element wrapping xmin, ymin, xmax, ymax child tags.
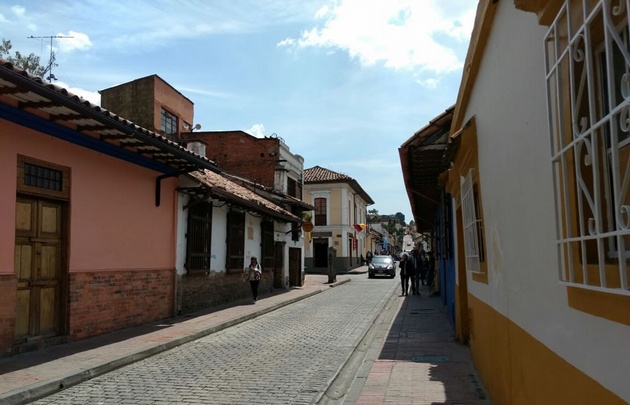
<box><xmin>247</xmin><ymin>256</ymin><xmax>262</xmax><ymax>303</ymax></box>
<box><xmin>410</xmin><ymin>249</ymin><xmax>421</xmax><ymax>295</ymax></box>
<box><xmin>398</xmin><ymin>253</ymin><xmax>412</xmax><ymax>296</ymax></box>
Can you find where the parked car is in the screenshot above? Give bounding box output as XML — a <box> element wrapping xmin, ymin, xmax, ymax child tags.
<box><xmin>368</xmin><ymin>255</ymin><xmax>396</xmax><ymax>278</ymax></box>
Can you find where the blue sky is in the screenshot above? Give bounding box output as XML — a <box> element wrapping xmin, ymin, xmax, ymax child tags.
<box><xmin>1</xmin><ymin>0</ymin><xmax>477</xmax><ymax>222</ymax></box>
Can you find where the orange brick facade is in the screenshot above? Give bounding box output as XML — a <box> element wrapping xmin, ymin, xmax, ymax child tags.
<box><xmin>69</xmin><ymin>269</ymin><xmax>174</xmax><ymax>340</ymax></box>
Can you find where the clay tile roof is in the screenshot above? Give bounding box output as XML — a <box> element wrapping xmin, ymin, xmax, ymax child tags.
<box><xmin>303</xmin><ymin>165</ymin><xmax>374</xmax><ymax>205</ymax></box>
<box><xmin>189</xmin><ymin>169</ymin><xmax>299</xmax><ymax>223</ymax></box>
<box><xmin>303</xmin><ymin>165</ymin><xmax>352</xmax><ymax>182</ymax></box>
<box><xmin>0</xmin><ymin>58</ymin><xmax>219</xmax><ymax>174</ymax></box>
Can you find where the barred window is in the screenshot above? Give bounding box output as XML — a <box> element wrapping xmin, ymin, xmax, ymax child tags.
<box><xmin>227</xmin><ymin>211</ymin><xmax>245</xmax><ymax>271</ymax></box>
<box><xmin>186</xmin><ymin>202</ymin><xmax>213</xmax><ymax>272</ymax></box>
<box><xmin>261</xmin><ymin>220</ymin><xmax>274</xmax><ymax>271</ymax></box>
<box><xmin>461</xmin><ymin>169</ymin><xmax>485</xmax><ymax>273</ymax></box>
<box><xmin>546</xmin><ymin>0</ymin><xmax>630</xmax><ymax>292</ymax></box>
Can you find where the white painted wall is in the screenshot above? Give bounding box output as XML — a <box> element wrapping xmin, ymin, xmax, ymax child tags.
<box><xmin>464</xmin><ymin>2</ymin><xmax>630</xmax><ymax>399</ymax></box>
<box><xmin>175</xmin><ymin>192</ymin><xmax>189</xmax><ymax>276</ymax></box>
<box><xmin>243</xmin><ymin>212</ymin><xmax>262</xmax><ymax>267</ymax></box>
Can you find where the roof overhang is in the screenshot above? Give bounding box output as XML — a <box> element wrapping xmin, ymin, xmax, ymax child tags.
<box><xmin>0</xmin><ymin>59</ymin><xmax>221</xmax><ymax>176</ymax></box>
<box><xmin>186</xmin><ymin>170</ymin><xmax>300</xmax><ymax>223</ymax></box>
<box><xmin>399</xmin><ymin>106</ymin><xmax>458</xmax><ymax>232</ymax></box>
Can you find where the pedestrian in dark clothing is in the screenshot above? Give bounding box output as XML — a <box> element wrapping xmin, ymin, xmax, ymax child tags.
<box><xmin>399</xmin><ymin>253</ymin><xmax>412</xmax><ymax>296</ymax></box>
<box><xmin>410</xmin><ymin>249</ymin><xmax>421</xmax><ymax>295</ymax></box>
<box><xmin>425</xmin><ymin>251</ymin><xmax>435</xmax><ymax>286</ymax></box>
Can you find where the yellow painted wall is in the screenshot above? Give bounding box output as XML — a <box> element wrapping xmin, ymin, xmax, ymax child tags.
<box><xmin>329</xmin><ymin>188</ymin><xmax>342</xmax><ymax>225</ymax></box>
<box><xmin>467</xmin><ymin>294</ymin><xmax>626</xmax><ymax>405</ymax></box>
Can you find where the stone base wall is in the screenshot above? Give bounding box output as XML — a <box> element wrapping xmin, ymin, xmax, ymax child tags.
<box><xmin>180</xmin><ymin>270</ymin><xmax>274</xmax><ymax>314</ymax></box>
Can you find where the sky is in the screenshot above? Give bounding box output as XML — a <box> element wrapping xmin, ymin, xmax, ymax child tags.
<box><xmin>0</xmin><ymin>0</ymin><xmax>478</xmax><ymax>223</ymax></box>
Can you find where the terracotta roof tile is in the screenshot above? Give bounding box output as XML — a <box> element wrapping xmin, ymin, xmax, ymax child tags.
<box><xmin>189</xmin><ymin>169</ymin><xmax>299</xmax><ymax>222</ymax></box>
<box><xmin>303</xmin><ymin>165</ymin><xmax>352</xmax><ymax>182</ymax></box>
<box><xmin>303</xmin><ymin>165</ymin><xmax>374</xmax><ymax>205</ymax></box>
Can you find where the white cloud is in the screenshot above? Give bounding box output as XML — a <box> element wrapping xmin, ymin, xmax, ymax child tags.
<box><xmin>11</xmin><ymin>5</ymin><xmax>25</xmax><ymax>17</ymax></box>
<box><xmin>55</xmin><ymin>81</ymin><xmax>101</xmax><ymax>105</ymax></box>
<box><xmin>57</xmin><ymin>31</ymin><xmax>92</xmax><ymax>53</ymax></box>
<box><xmin>277</xmin><ymin>37</ymin><xmax>295</xmax><ymax>47</ymax></box>
<box><xmin>247</xmin><ymin>123</ymin><xmax>266</xmax><ymax>138</ymax></box>
<box><xmin>279</xmin><ymin>0</ymin><xmax>476</xmax><ymax>75</ymax></box>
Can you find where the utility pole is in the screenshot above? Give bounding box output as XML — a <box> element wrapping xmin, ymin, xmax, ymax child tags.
<box><xmin>27</xmin><ymin>35</ymin><xmax>73</xmax><ymax>82</ymax></box>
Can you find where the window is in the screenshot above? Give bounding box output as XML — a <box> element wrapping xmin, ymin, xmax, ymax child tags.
<box><xmin>160</xmin><ymin>108</ymin><xmax>178</xmax><ymax>136</ymax></box>
<box><xmin>186</xmin><ymin>202</ymin><xmax>212</xmax><ymax>272</ymax></box>
<box><xmin>314</xmin><ymin>197</ymin><xmax>327</xmax><ymax>226</ymax></box>
<box><xmin>17</xmin><ymin>155</ymin><xmax>70</xmax><ymax>200</ymax></box>
<box><xmin>461</xmin><ymin>169</ymin><xmax>485</xmax><ymax>274</ymax></box>
<box><xmin>261</xmin><ymin>221</ymin><xmax>275</xmax><ymax>271</ymax></box>
<box><xmin>227</xmin><ymin>211</ymin><xmax>245</xmax><ymax>271</ymax></box>
<box><xmin>287</xmin><ymin>178</ymin><xmax>296</xmax><ymax>197</ymax></box>
<box><xmin>24</xmin><ymin>163</ymin><xmax>62</xmax><ymax>191</ymax></box>
<box><xmin>546</xmin><ymin>1</ymin><xmax>630</xmax><ymax>293</ymax></box>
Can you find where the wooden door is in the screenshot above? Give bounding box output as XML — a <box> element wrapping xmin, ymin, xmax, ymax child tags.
<box><xmin>289</xmin><ymin>248</ymin><xmax>302</xmax><ymax>287</ymax></box>
<box><xmin>273</xmin><ymin>242</ymin><xmax>284</xmax><ymax>288</ymax></box>
<box><xmin>14</xmin><ymin>197</ymin><xmax>64</xmax><ymax>343</ymax></box>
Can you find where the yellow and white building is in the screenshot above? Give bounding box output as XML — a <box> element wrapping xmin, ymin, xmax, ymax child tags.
<box><xmin>303</xmin><ymin>166</ymin><xmax>374</xmax><ymax>272</ymax></box>
<box><xmin>409</xmin><ymin>0</ymin><xmax>630</xmax><ymax>403</ymax></box>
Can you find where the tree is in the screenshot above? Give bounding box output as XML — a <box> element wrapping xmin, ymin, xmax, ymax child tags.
<box><xmin>394</xmin><ymin>212</ymin><xmax>406</xmax><ymax>226</ymax></box>
<box><xmin>367</xmin><ymin>208</ymin><xmax>379</xmax><ymax>223</ymax></box>
<box><xmin>1</xmin><ymin>38</ymin><xmax>50</xmax><ymax>78</ymax></box>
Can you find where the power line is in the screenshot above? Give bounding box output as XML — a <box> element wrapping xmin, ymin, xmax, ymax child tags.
<box><xmin>27</xmin><ymin>35</ymin><xmax>73</xmax><ymax>82</ymax></box>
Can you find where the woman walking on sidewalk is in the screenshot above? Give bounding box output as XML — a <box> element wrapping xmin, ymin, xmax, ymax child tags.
<box><xmin>247</xmin><ymin>257</ymin><xmax>262</xmax><ymax>303</ymax></box>
<box><xmin>398</xmin><ymin>253</ymin><xmax>412</xmax><ymax>296</ymax></box>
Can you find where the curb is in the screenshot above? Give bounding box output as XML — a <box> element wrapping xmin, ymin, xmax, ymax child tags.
<box><xmin>0</xmin><ymin>286</ymin><xmax>332</xmax><ymax>405</ymax></box>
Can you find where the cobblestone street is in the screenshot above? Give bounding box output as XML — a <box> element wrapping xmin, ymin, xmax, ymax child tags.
<box><xmin>29</xmin><ymin>275</ymin><xmax>398</xmax><ymax>405</ymax></box>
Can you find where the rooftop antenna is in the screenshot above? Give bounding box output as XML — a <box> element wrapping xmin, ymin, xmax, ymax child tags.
<box><xmin>27</xmin><ymin>35</ymin><xmax>73</xmax><ymax>82</ymax></box>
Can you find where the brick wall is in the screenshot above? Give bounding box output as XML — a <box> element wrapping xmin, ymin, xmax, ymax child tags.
<box><xmin>180</xmin><ymin>270</ymin><xmax>274</xmax><ymax>314</ymax></box>
<box><xmin>184</xmin><ymin>131</ymin><xmax>278</xmax><ymax>188</ymax></box>
<box><xmin>0</xmin><ymin>275</ymin><xmax>17</xmax><ymax>356</ymax></box>
<box><xmin>69</xmin><ymin>269</ymin><xmax>174</xmax><ymax>340</ymax></box>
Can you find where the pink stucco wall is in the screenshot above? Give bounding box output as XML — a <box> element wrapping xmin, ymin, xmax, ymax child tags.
<box><xmin>0</xmin><ymin>120</ymin><xmax>178</xmax><ymax>275</ymax></box>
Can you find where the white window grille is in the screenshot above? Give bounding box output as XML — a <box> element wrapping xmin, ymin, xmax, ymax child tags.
<box><xmin>545</xmin><ymin>0</ymin><xmax>630</xmax><ymax>292</ymax></box>
<box><xmin>461</xmin><ymin>169</ymin><xmax>482</xmax><ymax>273</ymax></box>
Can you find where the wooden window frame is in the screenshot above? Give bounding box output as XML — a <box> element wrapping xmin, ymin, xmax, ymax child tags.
<box><xmin>460</xmin><ymin>169</ymin><xmax>487</xmax><ymax>283</ymax></box>
<box><xmin>185</xmin><ymin>201</ymin><xmax>213</xmax><ymax>273</ymax></box>
<box><xmin>226</xmin><ymin>210</ymin><xmax>245</xmax><ymax>273</ymax></box>
<box><xmin>17</xmin><ymin>155</ymin><xmax>70</xmax><ymax>201</ymax></box>
<box><xmin>261</xmin><ymin>220</ymin><xmax>274</xmax><ymax>272</ymax></box>
<box><xmin>314</xmin><ymin>197</ymin><xmax>327</xmax><ymax>226</ymax></box>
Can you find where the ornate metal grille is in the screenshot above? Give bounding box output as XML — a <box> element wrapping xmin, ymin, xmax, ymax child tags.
<box><xmin>545</xmin><ymin>0</ymin><xmax>630</xmax><ymax>291</ymax></box>
<box><xmin>186</xmin><ymin>203</ymin><xmax>212</xmax><ymax>271</ymax></box>
<box><xmin>461</xmin><ymin>169</ymin><xmax>482</xmax><ymax>273</ymax></box>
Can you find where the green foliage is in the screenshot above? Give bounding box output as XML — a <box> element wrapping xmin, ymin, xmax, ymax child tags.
<box><xmin>367</xmin><ymin>208</ymin><xmax>379</xmax><ymax>223</ymax></box>
<box><xmin>1</xmin><ymin>38</ymin><xmax>49</xmax><ymax>78</ymax></box>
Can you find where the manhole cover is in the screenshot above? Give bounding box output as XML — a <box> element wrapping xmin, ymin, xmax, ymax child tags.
<box><xmin>411</xmin><ymin>356</ymin><xmax>449</xmax><ymax>363</ymax></box>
